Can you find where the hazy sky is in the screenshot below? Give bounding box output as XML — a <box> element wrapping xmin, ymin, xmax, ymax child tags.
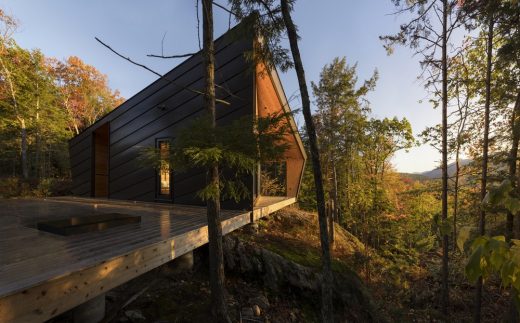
<box><xmin>0</xmin><ymin>0</ymin><xmax>444</xmax><ymax>173</ymax></box>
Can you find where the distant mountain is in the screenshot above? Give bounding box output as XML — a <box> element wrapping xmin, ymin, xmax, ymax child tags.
<box><xmin>399</xmin><ymin>173</ymin><xmax>430</xmax><ymax>181</ymax></box>
<box><xmin>419</xmin><ymin>159</ymin><xmax>472</xmax><ymax>179</ymax></box>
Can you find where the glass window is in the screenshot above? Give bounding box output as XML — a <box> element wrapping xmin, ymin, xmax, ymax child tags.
<box><xmin>261</xmin><ymin>161</ymin><xmax>287</xmax><ymax>196</ymax></box>
<box><xmin>157</xmin><ymin>139</ymin><xmax>171</xmax><ymax>197</ymax></box>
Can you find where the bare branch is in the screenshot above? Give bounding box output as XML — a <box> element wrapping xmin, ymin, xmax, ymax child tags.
<box><xmin>386</xmin><ymin>1</ymin><xmax>423</xmax><ymax>16</ymax></box>
<box><xmin>161</xmin><ymin>31</ymin><xmax>167</xmax><ymax>57</ymax></box>
<box><xmin>95</xmin><ymin>37</ymin><xmax>230</xmax><ymax>105</ymax></box>
<box><xmin>213</xmin><ymin>1</ymin><xmax>238</xmax><ymax>17</ymax></box>
<box><xmin>402</xmin><ymin>1</ymin><xmax>438</xmax><ymax>31</ymax></box>
<box><xmin>196</xmin><ymin>0</ymin><xmax>201</xmax><ymax>50</ymax></box>
<box><xmin>147</xmin><ymin>52</ymin><xmax>196</xmax><ymax>59</ymax></box>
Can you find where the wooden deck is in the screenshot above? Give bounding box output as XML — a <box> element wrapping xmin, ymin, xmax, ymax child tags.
<box><xmin>0</xmin><ymin>196</ymin><xmax>295</xmax><ymax>323</ymax></box>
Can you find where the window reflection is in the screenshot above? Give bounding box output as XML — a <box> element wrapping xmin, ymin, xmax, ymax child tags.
<box><xmin>158</xmin><ymin>140</ymin><xmax>170</xmax><ymax>196</ymax></box>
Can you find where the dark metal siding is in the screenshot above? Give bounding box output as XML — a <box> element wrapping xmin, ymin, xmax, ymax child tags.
<box><xmin>69</xmin><ymin>31</ymin><xmax>254</xmax><ymax>209</ymax></box>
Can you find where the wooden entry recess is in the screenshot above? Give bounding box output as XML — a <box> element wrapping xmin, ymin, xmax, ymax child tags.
<box><xmin>92</xmin><ymin>123</ymin><xmax>109</xmax><ymax>198</ymax></box>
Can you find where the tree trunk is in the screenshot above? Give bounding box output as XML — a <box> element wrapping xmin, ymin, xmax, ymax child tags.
<box><xmin>506</xmin><ymin>91</ymin><xmax>520</xmax><ymax>323</ymax></box>
<box><xmin>329</xmin><ymin>164</ymin><xmax>338</xmax><ymax>246</ymax></box>
<box><xmin>35</xmin><ymin>90</ymin><xmax>41</xmax><ymax>179</ymax></box>
<box><xmin>35</xmin><ymin>125</ymin><xmax>41</xmax><ymax>179</ymax></box>
<box><xmin>345</xmin><ymin>147</ymin><xmax>351</xmax><ymax>223</ymax></box>
<box><xmin>440</xmin><ymin>0</ymin><xmax>450</xmax><ymax>316</ymax></box>
<box><xmin>20</xmin><ymin>118</ymin><xmax>28</xmax><ymax>180</ymax></box>
<box><xmin>453</xmin><ymin>73</ymin><xmax>469</xmax><ymax>251</ymax></box>
<box><xmin>202</xmin><ymin>1</ymin><xmax>230</xmax><ymax>321</ymax></box>
<box><xmin>280</xmin><ymin>1</ymin><xmax>334</xmax><ymax>322</ymax></box>
<box><xmin>453</xmin><ymin>146</ymin><xmax>460</xmax><ymax>249</ymax></box>
<box><xmin>333</xmin><ymin>165</ymin><xmax>338</xmax><ymax>222</ymax></box>
<box><xmin>507</xmin><ymin>92</ymin><xmax>520</xmax><ymax>242</ymax></box>
<box><xmin>475</xmin><ymin>15</ymin><xmax>494</xmax><ymax>323</ymax></box>
<box><xmin>327</xmin><ymin>200</ymin><xmax>335</xmax><ymax>248</ymax></box>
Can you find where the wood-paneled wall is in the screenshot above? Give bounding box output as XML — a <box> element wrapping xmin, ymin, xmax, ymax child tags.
<box><xmin>255</xmin><ymin>63</ymin><xmax>306</xmax><ymax>199</ymax></box>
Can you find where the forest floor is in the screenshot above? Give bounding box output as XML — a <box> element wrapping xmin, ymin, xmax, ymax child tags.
<box><xmin>49</xmin><ymin>206</ymin><xmax>512</xmax><ymax>322</ymax></box>
<box><xmin>107</xmin><ymin>261</ymin><xmax>321</xmax><ymax>322</ymax></box>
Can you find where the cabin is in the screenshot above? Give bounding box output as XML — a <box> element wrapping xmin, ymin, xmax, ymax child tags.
<box><xmin>68</xmin><ymin>28</ymin><xmax>306</xmax><ymax>209</ymax></box>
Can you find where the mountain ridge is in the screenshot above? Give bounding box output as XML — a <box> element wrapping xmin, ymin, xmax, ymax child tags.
<box><xmin>400</xmin><ymin>159</ymin><xmax>472</xmax><ymax>180</ymax></box>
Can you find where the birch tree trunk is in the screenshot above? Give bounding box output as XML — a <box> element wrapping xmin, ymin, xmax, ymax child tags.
<box><xmin>20</xmin><ymin>117</ymin><xmax>28</xmax><ymax>179</ymax></box>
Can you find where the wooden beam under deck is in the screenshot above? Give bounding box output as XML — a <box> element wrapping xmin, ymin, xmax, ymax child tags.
<box><xmin>0</xmin><ymin>196</ymin><xmax>295</xmax><ymax>323</ymax></box>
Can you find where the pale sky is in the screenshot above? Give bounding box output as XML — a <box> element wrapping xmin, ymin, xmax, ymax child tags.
<box><xmin>0</xmin><ymin>0</ymin><xmax>443</xmax><ymax>173</ymax></box>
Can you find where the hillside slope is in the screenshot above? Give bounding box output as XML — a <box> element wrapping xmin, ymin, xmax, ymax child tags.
<box><xmin>236</xmin><ymin>206</ymin><xmax>366</xmax><ymax>268</ymax></box>
<box><xmin>229</xmin><ymin>207</ymin><xmax>382</xmax><ymax>321</ymax></box>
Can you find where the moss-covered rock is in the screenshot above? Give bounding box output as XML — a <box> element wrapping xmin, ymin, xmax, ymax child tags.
<box><xmin>223</xmin><ymin>236</ymin><xmax>384</xmax><ymax>322</ymax></box>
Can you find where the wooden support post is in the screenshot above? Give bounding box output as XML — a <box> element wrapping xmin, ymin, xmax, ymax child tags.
<box><xmin>72</xmin><ymin>293</ymin><xmax>105</xmax><ymax>323</ymax></box>
<box><xmin>168</xmin><ymin>251</ymin><xmax>194</xmax><ymax>273</ymax></box>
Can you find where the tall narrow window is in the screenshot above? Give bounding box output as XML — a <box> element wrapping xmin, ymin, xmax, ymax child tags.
<box><xmin>157</xmin><ymin>139</ymin><xmax>171</xmax><ymax>198</ymax></box>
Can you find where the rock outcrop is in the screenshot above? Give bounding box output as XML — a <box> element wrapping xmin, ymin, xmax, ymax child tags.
<box><xmin>223</xmin><ymin>236</ymin><xmax>384</xmax><ymax>322</ymax></box>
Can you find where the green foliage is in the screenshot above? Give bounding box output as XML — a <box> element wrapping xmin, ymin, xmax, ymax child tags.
<box><xmin>432</xmin><ymin>213</ymin><xmax>453</xmax><ymax>237</ymax></box>
<box><xmin>33</xmin><ymin>178</ymin><xmax>53</xmax><ymax>197</ymax></box>
<box><xmin>296</xmin><ymin>158</ymin><xmax>317</xmax><ymax>211</ymax></box>
<box><xmin>0</xmin><ymin>9</ymin><xmax>122</xmax><ymax>180</ymax></box>
<box><xmin>0</xmin><ymin>176</ymin><xmax>71</xmax><ymax>198</ymax></box>
<box><xmin>462</xmin><ymin>180</ymin><xmax>520</xmax><ymax>308</ymax></box>
<box><xmin>228</xmin><ymin>1</ymin><xmax>293</xmax><ymax>72</ymax></box>
<box><xmin>457</xmin><ymin>226</ymin><xmax>478</xmax><ymax>253</ymax></box>
<box><xmin>465</xmin><ymin>236</ymin><xmax>520</xmax><ymax>292</ymax></box>
<box><xmin>481</xmin><ymin>179</ymin><xmax>520</xmax><ymax>214</ymax></box>
<box><xmin>300</xmin><ymin>56</ymin><xmax>417</xmax><ymax>250</ymax></box>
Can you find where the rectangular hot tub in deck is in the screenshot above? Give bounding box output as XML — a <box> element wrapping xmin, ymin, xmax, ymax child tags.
<box><xmin>37</xmin><ymin>213</ymin><xmax>141</xmax><ymax>236</ymax></box>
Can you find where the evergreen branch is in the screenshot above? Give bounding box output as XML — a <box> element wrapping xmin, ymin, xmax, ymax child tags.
<box><xmin>257</xmin><ymin>0</ymin><xmax>278</xmax><ymax>24</ymax></box>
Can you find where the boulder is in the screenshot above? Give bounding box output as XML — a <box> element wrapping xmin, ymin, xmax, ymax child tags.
<box><xmin>223</xmin><ymin>236</ymin><xmax>385</xmax><ymax>322</ymax></box>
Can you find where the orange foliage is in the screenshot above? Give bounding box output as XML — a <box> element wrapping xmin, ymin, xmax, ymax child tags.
<box><xmin>49</xmin><ymin>56</ymin><xmax>124</xmax><ymax>135</ymax></box>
